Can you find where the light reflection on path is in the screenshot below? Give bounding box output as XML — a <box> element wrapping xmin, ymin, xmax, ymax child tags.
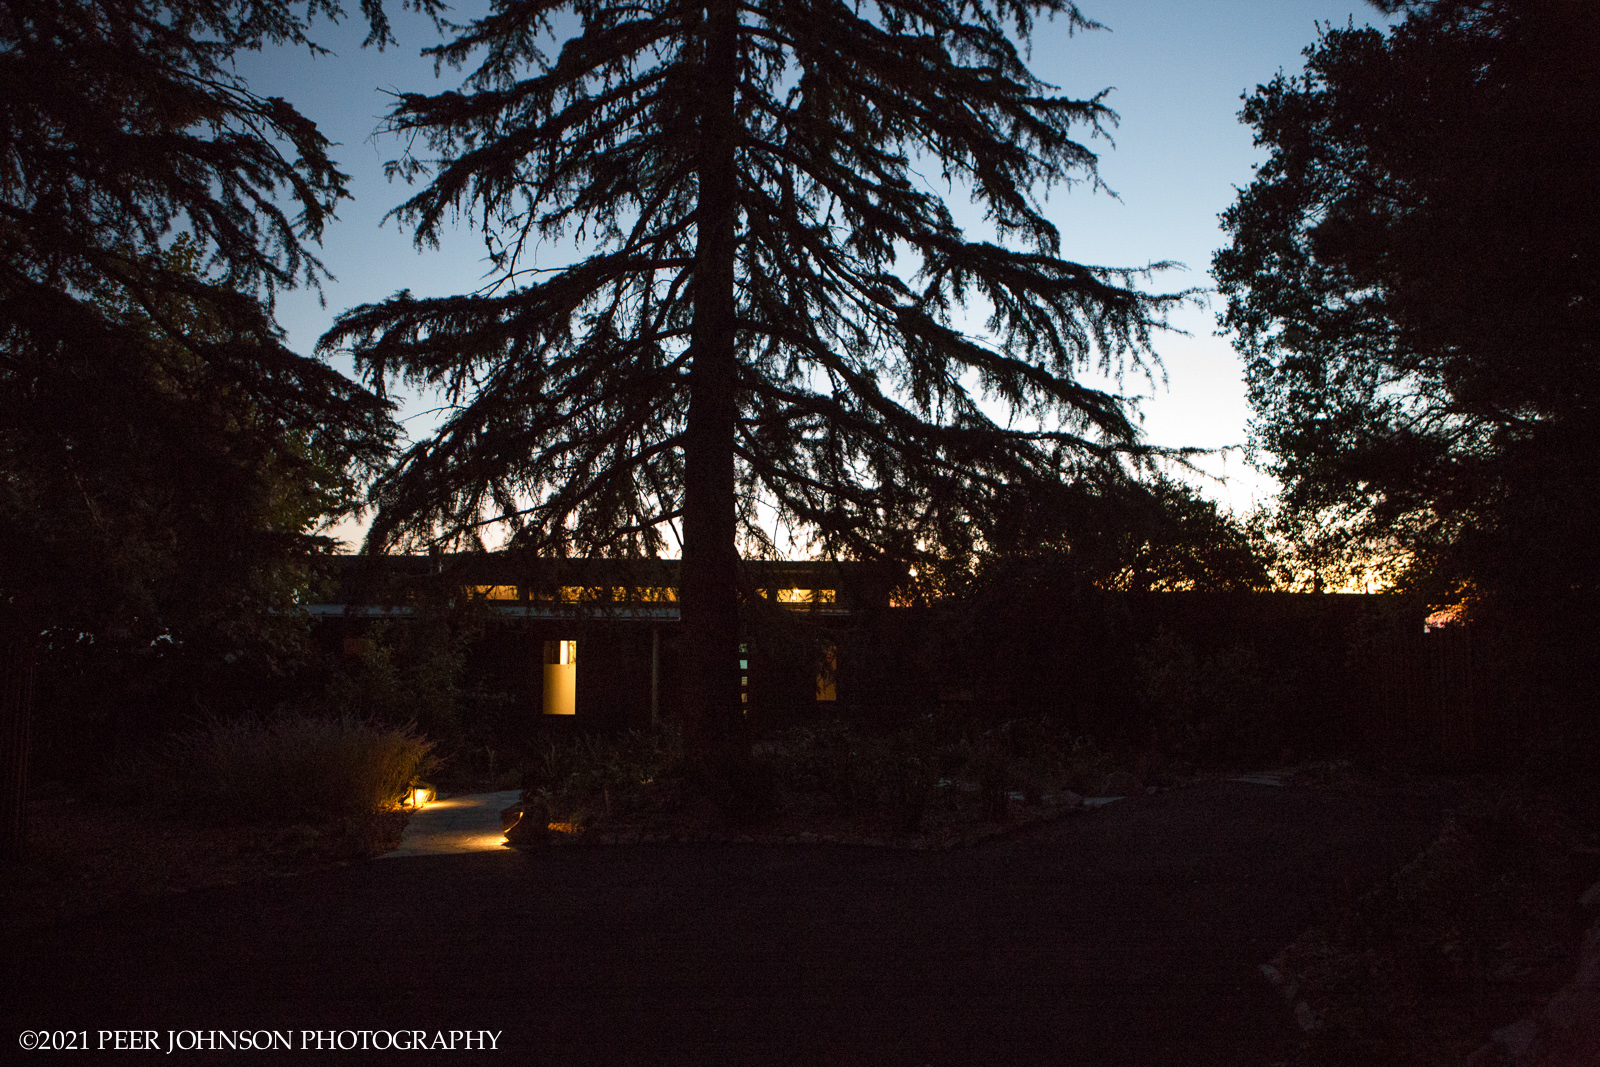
<box><xmin>380</xmin><ymin>790</ymin><xmax>521</xmax><ymax>858</ymax></box>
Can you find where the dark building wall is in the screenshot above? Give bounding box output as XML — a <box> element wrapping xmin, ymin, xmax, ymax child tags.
<box><xmin>322</xmin><ymin>577</ymin><xmax>1550</xmax><ymax>769</ymax></box>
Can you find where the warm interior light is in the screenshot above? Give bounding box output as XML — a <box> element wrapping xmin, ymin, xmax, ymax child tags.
<box><xmin>777</xmin><ymin>588</ymin><xmax>836</xmax><ymax>605</ymax></box>
<box><xmin>1425</xmin><ymin>603</ymin><xmax>1467</xmax><ymax>632</ymax></box>
<box><xmin>543</xmin><ymin>639</ymin><xmax>577</xmax><ymax>714</ymax></box>
<box><xmin>816</xmin><ymin>643</ymin><xmax>838</xmax><ymax>702</ymax></box>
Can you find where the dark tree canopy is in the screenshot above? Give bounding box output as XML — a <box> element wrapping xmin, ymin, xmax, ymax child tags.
<box><xmin>328</xmin><ymin>0</ymin><xmax>1172</xmax><ymax>559</ymax></box>
<box><xmin>0</xmin><ymin>0</ymin><xmax>445</xmax><ymax>853</ymax></box>
<box><xmin>0</xmin><ymin>0</ymin><xmax>429</xmax><ymax>655</ymax></box>
<box><xmin>964</xmin><ymin>473</ymin><xmax>1269</xmax><ymax>600</ymax></box>
<box><xmin>323</xmin><ymin>0</ymin><xmax>1181</xmax><ymax>786</ymax></box>
<box><xmin>1214</xmin><ymin>0</ymin><xmax>1600</xmax><ymax>610</ymax></box>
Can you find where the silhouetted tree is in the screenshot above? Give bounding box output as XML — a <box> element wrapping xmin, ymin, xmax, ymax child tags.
<box><xmin>1213</xmin><ymin>0</ymin><xmax>1600</xmax><ymax>615</ymax></box>
<box><xmin>0</xmin><ymin>0</ymin><xmax>426</xmax><ymax>854</ymax></box>
<box><xmin>323</xmin><ymin>0</ymin><xmax>1182</xmax><ymax>799</ymax></box>
<box><xmin>972</xmin><ymin>473</ymin><xmax>1269</xmax><ymax>597</ymax></box>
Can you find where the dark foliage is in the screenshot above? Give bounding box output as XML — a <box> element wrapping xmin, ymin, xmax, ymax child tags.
<box><xmin>974</xmin><ymin>472</ymin><xmax>1270</xmax><ymax>597</ymax></box>
<box><xmin>1213</xmin><ymin>0</ymin><xmax>1600</xmax><ymax>615</ymax></box>
<box><xmin>321</xmin><ymin>0</ymin><xmax>1185</xmax><ymax>786</ymax></box>
<box><xmin>0</xmin><ymin>1</ymin><xmax>426</xmax><ymax>671</ymax></box>
<box><xmin>0</xmin><ymin>3</ymin><xmax>451</xmax><ymax>821</ymax></box>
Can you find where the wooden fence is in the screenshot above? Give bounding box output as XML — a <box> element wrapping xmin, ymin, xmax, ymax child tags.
<box><xmin>1364</xmin><ymin>625</ymin><xmax>1480</xmax><ymax>766</ymax></box>
<box><xmin>847</xmin><ymin>593</ymin><xmax>1584</xmax><ymax>770</ymax></box>
<box><xmin>1358</xmin><ymin>621</ymin><xmax>1588</xmax><ymax>768</ymax></box>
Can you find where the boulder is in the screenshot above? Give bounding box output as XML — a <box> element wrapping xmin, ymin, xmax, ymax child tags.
<box><xmin>1466</xmin><ymin>902</ymin><xmax>1600</xmax><ymax>1066</ymax></box>
<box><xmin>503</xmin><ymin>797</ymin><xmax>550</xmax><ymax>850</ymax></box>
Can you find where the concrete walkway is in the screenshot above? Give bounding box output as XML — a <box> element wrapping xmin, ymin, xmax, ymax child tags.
<box><xmin>380</xmin><ymin>790</ymin><xmax>520</xmax><ymax>858</ymax></box>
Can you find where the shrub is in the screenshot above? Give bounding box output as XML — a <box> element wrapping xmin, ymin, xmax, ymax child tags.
<box><xmin>293</xmin><ymin>594</ymin><xmax>518</xmax><ymax>785</ymax></box>
<box><xmin>521</xmin><ymin>723</ymin><xmax>686</xmax><ymax>827</ymax></box>
<box><xmin>1280</xmin><ymin>779</ymin><xmax>1595</xmax><ymax>1066</ymax></box>
<box><xmin>511</xmin><ymin>713</ymin><xmax>1149</xmax><ymax>839</ymax></box>
<box><xmin>1137</xmin><ymin>628</ymin><xmax>1286</xmax><ymax>762</ymax></box>
<box><xmin>130</xmin><ymin>714</ymin><xmax>435</xmax><ymax>823</ymax></box>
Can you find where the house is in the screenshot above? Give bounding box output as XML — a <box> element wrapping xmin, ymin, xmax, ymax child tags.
<box><xmin>308</xmin><ymin>557</ymin><xmax>1465</xmax><ymax>766</ymax></box>
<box><xmin>307</xmin><ymin>554</ymin><xmax>903</xmax><ymax>730</ymax></box>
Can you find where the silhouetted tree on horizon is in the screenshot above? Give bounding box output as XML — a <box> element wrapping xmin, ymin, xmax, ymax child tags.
<box><xmin>323</xmin><ymin>0</ymin><xmax>1185</xmax><ymax>802</ymax></box>
<box><xmin>1214</xmin><ymin>0</ymin><xmax>1600</xmax><ymax>617</ymax></box>
<box><xmin>951</xmin><ymin>473</ymin><xmax>1270</xmax><ymax>601</ymax></box>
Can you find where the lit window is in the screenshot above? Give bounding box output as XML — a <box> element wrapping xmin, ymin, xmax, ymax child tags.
<box><xmin>543</xmin><ymin>639</ymin><xmax>577</xmax><ymax>716</ymax></box>
<box><xmin>816</xmin><ymin>644</ymin><xmax>838</xmax><ymax>702</ymax></box>
<box><xmin>469</xmin><ymin>585</ymin><xmax>520</xmax><ymax>600</ymax></box>
<box><xmin>777</xmin><ymin>588</ymin><xmax>836</xmax><ymax>605</ymax></box>
<box><xmin>554</xmin><ymin>586</ymin><xmax>623</xmax><ymax>602</ymax></box>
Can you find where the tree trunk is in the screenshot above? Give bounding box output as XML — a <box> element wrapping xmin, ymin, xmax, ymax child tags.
<box><xmin>679</xmin><ymin>0</ymin><xmax>751</xmax><ymax>803</ymax></box>
<box><xmin>0</xmin><ymin>632</ymin><xmax>34</xmax><ymax>861</ymax></box>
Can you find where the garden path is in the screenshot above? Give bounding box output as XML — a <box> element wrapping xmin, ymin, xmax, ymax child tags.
<box><xmin>381</xmin><ymin>790</ymin><xmax>521</xmax><ymax>858</ymax></box>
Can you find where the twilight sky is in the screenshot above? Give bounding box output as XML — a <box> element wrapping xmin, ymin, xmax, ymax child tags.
<box><xmin>233</xmin><ymin>0</ymin><xmax>1392</xmax><ymax>545</ymax></box>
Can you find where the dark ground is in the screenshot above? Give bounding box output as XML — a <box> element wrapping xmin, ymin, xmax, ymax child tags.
<box><xmin>2</xmin><ymin>780</ymin><xmax>1451</xmax><ymax>1065</ymax></box>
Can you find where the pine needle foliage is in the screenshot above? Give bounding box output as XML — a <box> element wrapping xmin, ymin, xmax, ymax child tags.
<box><xmin>327</xmin><ymin>0</ymin><xmax>1180</xmax><ymax>558</ymax></box>
<box><xmin>323</xmin><ymin>0</ymin><xmax>1184</xmax><ymax>787</ymax></box>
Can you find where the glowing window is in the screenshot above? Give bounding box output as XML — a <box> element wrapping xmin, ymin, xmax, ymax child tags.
<box><xmin>554</xmin><ymin>586</ymin><xmax>624</xmax><ymax>602</ymax></box>
<box><xmin>816</xmin><ymin>644</ymin><xmax>838</xmax><ymax>702</ymax></box>
<box><xmin>776</xmin><ymin>588</ymin><xmax>836</xmax><ymax>605</ymax></box>
<box><xmin>469</xmin><ymin>585</ymin><xmax>520</xmax><ymax>600</ymax></box>
<box><xmin>543</xmin><ymin>640</ymin><xmax>577</xmax><ymax>715</ymax></box>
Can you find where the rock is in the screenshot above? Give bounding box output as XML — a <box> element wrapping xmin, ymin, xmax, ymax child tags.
<box><xmin>499</xmin><ymin>803</ymin><xmax>524</xmax><ymax>832</ymax></box>
<box><xmin>503</xmin><ymin>817</ymin><xmax>546</xmax><ymax>850</ymax></box>
<box><xmin>1493</xmin><ymin>1017</ymin><xmax>1540</xmax><ymax>1060</ymax></box>
<box><xmin>1580</xmin><ymin>878</ymin><xmax>1600</xmax><ymax>918</ymax></box>
<box><xmin>1097</xmin><ymin>770</ymin><xmax>1143</xmax><ymax>798</ymax></box>
<box><xmin>1465</xmin><ymin>912</ymin><xmax>1600</xmax><ymax>1066</ymax></box>
<box><xmin>504</xmin><ymin>797</ymin><xmax>550</xmax><ymax>850</ymax></box>
<box><xmin>1576</xmin><ymin>917</ymin><xmax>1600</xmax><ymax>991</ymax></box>
<box><xmin>1259</xmin><ymin>961</ymin><xmax>1298</xmax><ymax>1004</ymax></box>
<box><xmin>1063</xmin><ymin>766</ymin><xmax>1099</xmax><ymax>796</ymax></box>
